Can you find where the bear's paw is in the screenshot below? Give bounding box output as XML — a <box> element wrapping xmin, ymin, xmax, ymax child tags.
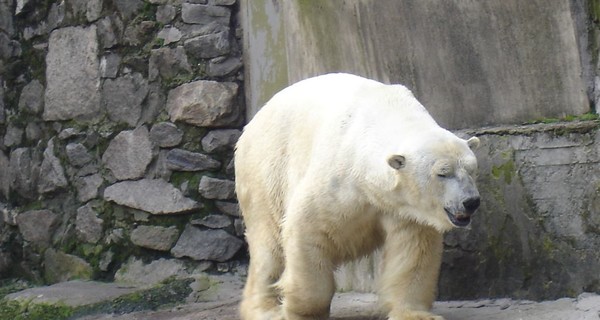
<box><xmin>389</xmin><ymin>310</ymin><xmax>445</xmax><ymax>320</ymax></box>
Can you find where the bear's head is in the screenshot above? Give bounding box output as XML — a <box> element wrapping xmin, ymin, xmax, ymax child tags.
<box><xmin>386</xmin><ymin>133</ymin><xmax>481</xmax><ymax>232</ymax></box>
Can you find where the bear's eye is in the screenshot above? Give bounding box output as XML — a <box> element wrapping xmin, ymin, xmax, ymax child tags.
<box><xmin>436</xmin><ymin>167</ymin><xmax>453</xmax><ymax>178</ymax></box>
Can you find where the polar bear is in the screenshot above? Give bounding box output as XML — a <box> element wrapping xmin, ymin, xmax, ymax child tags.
<box><xmin>235</xmin><ymin>73</ymin><xmax>480</xmax><ymax>320</ymax></box>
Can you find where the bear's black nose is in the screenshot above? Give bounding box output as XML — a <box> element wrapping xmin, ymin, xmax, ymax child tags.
<box><xmin>463</xmin><ymin>197</ymin><xmax>480</xmax><ymax>213</ymax></box>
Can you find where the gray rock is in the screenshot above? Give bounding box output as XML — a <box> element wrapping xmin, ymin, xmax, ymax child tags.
<box><xmin>58</xmin><ymin>127</ymin><xmax>82</xmax><ymax>140</ymax></box>
<box><xmin>69</xmin><ymin>0</ymin><xmax>102</xmax><ymax>22</ymax></box>
<box><xmin>0</xmin><ymin>152</ymin><xmax>9</xmax><ymax>199</ymax></box>
<box><xmin>107</xmin><ymin>228</ymin><xmax>125</xmax><ymax>244</ymax></box>
<box><xmin>69</xmin><ymin>0</ymin><xmax>90</xmax><ymax>20</ymax></box>
<box><xmin>38</xmin><ymin>138</ymin><xmax>68</xmax><ymax>194</ymax></box>
<box><xmin>157</xmin><ymin>26</ymin><xmax>182</xmax><ymax>45</ymax></box>
<box><xmin>146</xmin><ymin>149</ymin><xmax>172</xmax><ymax>180</ymax></box>
<box><xmin>215</xmin><ymin>201</ymin><xmax>240</xmax><ymax>217</ymax></box>
<box><xmin>66</xmin><ymin>143</ymin><xmax>93</xmax><ymax>167</ymax></box>
<box><xmin>198</xmin><ymin>176</ymin><xmax>235</xmax><ymax>199</ymax></box>
<box><xmin>209</xmin><ymin>0</ymin><xmax>236</xmax><ymax>4</ymax></box>
<box><xmin>206</xmin><ymin>56</ymin><xmax>242</xmax><ymax>77</ymax></box>
<box><xmin>102</xmin><ymin>126</ymin><xmax>153</xmax><ymax>180</ymax></box>
<box><xmin>181</xmin><ymin>4</ymin><xmax>230</xmax><ymax>25</ymax></box>
<box><xmin>100</xmin><ymin>53</ymin><xmax>120</xmax><ymax>78</ymax></box>
<box><xmin>148</xmin><ymin>0</ymin><xmax>185</xmax><ymax>3</ymax></box>
<box><xmin>47</xmin><ymin>2</ymin><xmax>66</xmax><ymax>31</ymax></box>
<box><xmin>18</xmin><ymin>79</ymin><xmax>44</xmax><ymax>114</ymax></box>
<box><xmin>156</xmin><ymin>5</ymin><xmax>177</xmax><ymax>24</ymax></box>
<box><xmin>74</xmin><ymin>174</ymin><xmax>103</xmax><ymax>203</ymax></box>
<box><xmin>9</xmin><ymin>147</ymin><xmax>40</xmax><ymax>199</ymax></box>
<box><xmin>167</xmin><ymin>80</ymin><xmax>239</xmax><ymax>127</ymax></box>
<box><xmin>201</xmin><ymin>129</ymin><xmax>241</xmax><ymax>153</ymax></box>
<box><xmin>150</xmin><ymin>122</ymin><xmax>183</xmax><ymax>147</ymax></box>
<box><xmin>4</xmin><ymin>124</ymin><xmax>23</xmax><ymax>147</ymax></box>
<box><xmin>130</xmin><ymin>225</ymin><xmax>179</xmax><ymax>251</ymax></box>
<box><xmin>208</xmin><ymin>0</ymin><xmax>237</xmax><ymax>6</ymax></box>
<box><xmin>99</xmin><ymin>250</ymin><xmax>114</xmax><ymax>271</ymax></box>
<box><xmin>0</xmin><ymin>32</ymin><xmax>20</xmax><ymax>59</ymax></box>
<box><xmin>75</xmin><ymin>203</ymin><xmax>104</xmax><ymax>243</ymax></box>
<box><xmin>184</xmin><ymin>30</ymin><xmax>230</xmax><ymax>59</ymax></box>
<box><xmin>0</xmin><ymin>1</ymin><xmax>14</xmax><ymax>36</ymax></box>
<box><xmin>15</xmin><ymin>0</ymin><xmax>33</xmax><ymax>15</ymax></box>
<box><xmin>179</xmin><ymin>21</ymin><xmax>223</xmax><ymax>40</ymax></box>
<box><xmin>16</xmin><ymin>210</ymin><xmax>58</xmax><ymax>248</ymax></box>
<box><xmin>171</xmin><ymin>225</ymin><xmax>242</xmax><ymax>261</ymax></box>
<box><xmin>140</xmin><ymin>82</ymin><xmax>165</xmax><ymax>125</ymax></box>
<box><xmin>226</xmin><ymin>157</ymin><xmax>234</xmax><ymax>175</ymax></box>
<box><xmin>104</xmin><ymin>179</ymin><xmax>200</xmax><ymax>214</ymax></box>
<box><xmin>25</xmin><ymin>122</ymin><xmax>42</xmax><ymax>142</ymax></box>
<box><xmin>44</xmin><ymin>249</ymin><xmax>93</xmax><ymax>284</ymax></box>
<box><xmin>148</xmin><ymin>46</ymin><xmax>192</xmax><ymax>81</ymax></box>
<box><xmin>115</xmin><ymin>257</ymin><xmax>192</xmax><ymax>286</ymax></box>
<box><xmin>102</xmin><ymin>73</ymin><xmax>148</xmax><ymax>126</ymax></box>
<box><xmin>114</xmin><ymin>0</ymin><xmax>143</xmax><ymax>20</ymax></box>
<box><xmin>22</xmin><ymin>27</ymin><xmax>43</xmax><ymax>42</ymax></box>
<box><xmin>0</xmin><ymin>80</ymin><xmax>5</xmax><ymax>124</ymax></box>
<box><xmin>191</xmin><ymin>214</ymin><xmax>231</xmax><ymax>229</ymax></box>
<box><xmin>2</xmin><ymin>206</ymin><xmax>18</xmax><ymax>226</ymax></box>
<box><xmin>123</xmin><ymin>20</ymin><xmax>155</xmax><ymax>46</ymax></box>
<box><xmin>233</xmin><ymin>218</ymin><xmax>244</xmax><ymax>236</ymax></box>
<box><xmin>5</xmin><ymin>280</ymin><xmax>139</xmax><ymax>308</ymax></box>
<box><xmin>44</xmin><ymin>26</ymin><xmax>101</xmax><ymax>121</ymax></box>
<box><xmin>96</xmin><ymin>16</ymin><xmax>120</xmax><ymax>49</ymax></box>
<box><xmin>166</xmin><ymin>149</ymin><xmax>221</xmax><ymax>171</ymax></box>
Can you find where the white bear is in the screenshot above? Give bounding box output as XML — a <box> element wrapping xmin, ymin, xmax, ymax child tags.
<box><xmin>235</xmin><ymin>73</ymin><xmax>480</xmax><ymax>320</ymax></box>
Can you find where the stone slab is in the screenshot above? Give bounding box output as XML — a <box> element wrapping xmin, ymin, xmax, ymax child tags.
<box><xmin>69</xmin><ymin>287</ymin><xmax>600</xmax><ymax>320</ymax></box>
<box><xmin>44</xmin><ymin>26</ymin><xmax>101</xmax><ymax>121</ymax></box>
<box><xmin>5</xmin><ymin>280</ymin><xmax>139</xmax><ymax>307</ymax></box>
<box><xmin>104</xmin><ymin>179</ymin><xmax>200</xmax><ymax>214</ymax></box>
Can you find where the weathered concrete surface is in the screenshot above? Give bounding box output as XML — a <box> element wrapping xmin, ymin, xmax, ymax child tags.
<box><xmin>16</xmin><ymin>275</ymin><xmax>595</xmax><ymax>320</ymax></box>
<box><xmin>240</xmin><ymin>0</ymin><xmax>289</xmax><ymax>118</ymax></box>
<box><xmin>242</xmin><ymin>0</ymin><xmax>590</xmax><ymax>129</ymax></box>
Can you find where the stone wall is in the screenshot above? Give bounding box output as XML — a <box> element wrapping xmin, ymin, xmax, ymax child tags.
<box><xmin>441</xmin><ymin>121</ymin><xmax>600</xmax><ymax>300</ymax></box>
<box><xmin>0</xmin><ymin>0</ymin><xmax>246</xmax><ymax>284</ymax></box>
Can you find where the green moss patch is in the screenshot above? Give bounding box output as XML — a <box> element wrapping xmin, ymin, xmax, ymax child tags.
<box><xmin>73</xmin><ymin>277</ymin><xmax>193</xmax><ymax>317</ymax></box>
<box><xmin>0</xmin><ymin>300</ymin><xmax>74</xmax><ymax>320</ymax></box>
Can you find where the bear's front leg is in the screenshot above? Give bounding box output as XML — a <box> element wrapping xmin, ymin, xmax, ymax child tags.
<box><xmin>379</xmin><ymin>220</ymin><xmax>445</xmax><ymax>320</ymax></box>
<box><xmin>278</xmin><ymin>233</ymin><xmax>336</xmax><ymax>320</ymax></box>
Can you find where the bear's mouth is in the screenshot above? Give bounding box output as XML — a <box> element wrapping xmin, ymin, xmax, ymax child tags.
<box><xmin>445</xmin><ymin>208</ymin><xmax>471</xmax><ymax>227</ymax></box>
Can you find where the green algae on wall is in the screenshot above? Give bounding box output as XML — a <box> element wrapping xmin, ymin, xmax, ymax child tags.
<box><xmin>242</xmin><ymin>0</ymin><xmax>289</xmax><ymax>117</ymax></box>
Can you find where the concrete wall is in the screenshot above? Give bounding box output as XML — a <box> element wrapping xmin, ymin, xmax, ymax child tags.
<box><xmin>242</xmin><ymin>0</ymin><xmax>591</xmax><ymax>129</ymax></box>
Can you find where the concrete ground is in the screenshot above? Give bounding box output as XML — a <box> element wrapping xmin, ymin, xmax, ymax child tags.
<box><xmin>5</xmin><ymin>275</ymin><xmax>600</xmax><ymax>320</ymax></box>
<box><xmin>81</xmin><ymin>292</ymin><xmax>600</xmax><ymax>320</ymax></box>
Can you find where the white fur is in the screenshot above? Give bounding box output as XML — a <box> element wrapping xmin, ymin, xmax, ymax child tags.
<box><xmin>236</xmin><ymin>73</ymin><xmax>480</xmax><ymax>320</ymax></box>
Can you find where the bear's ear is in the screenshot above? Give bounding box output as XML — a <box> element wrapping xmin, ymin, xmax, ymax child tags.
<box><xmin>467</xmin><ymin>137</ymin><xmax>480</xmax><ymax>150</ymax></box>
<box><xmin>387</xmin><ymin>155</ymin><xmax>406</xmax><ymax>170</ymax></box>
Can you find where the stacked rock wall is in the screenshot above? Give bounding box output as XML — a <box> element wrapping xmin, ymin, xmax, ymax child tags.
<box><xmin>0</xmin><ymin>0</ymin><xmax>246</xmax><ymax>283</ymax></box>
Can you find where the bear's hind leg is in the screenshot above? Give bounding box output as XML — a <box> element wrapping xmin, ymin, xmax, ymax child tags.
<box><xmin>240</xmin><ymin>221</ymin><xmax>285</xmax><ymax>320</ymax></box>
<box><xmin>278</xmin><ymin>236</ymin><xmax>336</xmax><ymax>320</ymax></box>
